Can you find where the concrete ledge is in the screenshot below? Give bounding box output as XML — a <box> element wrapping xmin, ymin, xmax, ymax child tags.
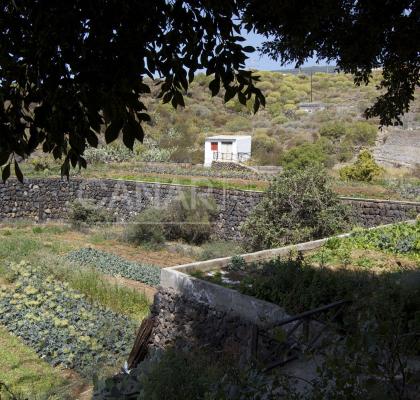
<box><xmin>160</xmin><ymin>268</ymin><xmax>290</xmax><ymax>328</ymax></box>
<box><xmin>160</xmin><ymin>220</ymin><xmax>416</xmax><ymax>327</ymax></box>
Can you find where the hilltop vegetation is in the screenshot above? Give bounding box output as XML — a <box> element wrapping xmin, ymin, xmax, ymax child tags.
<box><xmin>137</xmin><ymin>71</ymin><xmax>379</xmax><ymax>165</ymax></box>
<box><xmin>77</xmin><ymin>70</ymin><xmax>417</xmax><ymax>168</ymax></box>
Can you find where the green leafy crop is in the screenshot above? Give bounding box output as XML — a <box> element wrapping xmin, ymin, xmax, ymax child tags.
<box><xmin>67</xmin><ymin>248</ymin><xmax>161</xmax><ymax>287</ymax></box>
<box><xmin>0</xmin><ymin>262</ymin><xmax>136</xmax><ymax>377</ymax></box>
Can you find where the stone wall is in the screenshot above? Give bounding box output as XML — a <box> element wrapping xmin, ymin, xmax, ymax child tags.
<box><xmin>0</xmin><ymin>178</ymin><xmax>419</xmax><ymax>240</ymax></box>
<box><xmin>150</xmin><ymin>288</ymin><xmax>258</xmax><ymax>364</ymax></box>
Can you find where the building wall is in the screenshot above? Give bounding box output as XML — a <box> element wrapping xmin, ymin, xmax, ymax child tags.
<box><xmin>0</xmin><ymin>178</ymin><xmax>419</xmax><ymax>240</ymax></box>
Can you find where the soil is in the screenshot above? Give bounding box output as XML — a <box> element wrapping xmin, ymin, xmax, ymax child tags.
<box><xmin>49</xmin><ymin>228</ymin><xmax>195</xmax><ymax>267</ymax></box>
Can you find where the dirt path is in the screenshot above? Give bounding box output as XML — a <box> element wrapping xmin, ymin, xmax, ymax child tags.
<box><xmin>60</xmin><ymin>369</ymin><xmax>93</xmax><ymax>400</ymax></box>
<box><xmin>104</xmin><ymin>274</ymin><xmax>157</xmax><ymax>302</ymax></box>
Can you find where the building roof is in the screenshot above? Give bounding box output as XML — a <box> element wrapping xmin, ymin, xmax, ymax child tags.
<box><xmin>205</xmin><ymin>135</ymin><xmax>251</xmax><ymax>140</ymax></box>
<box><xmin>298</xmin><ymin>102</ymin><xmax>325</xmax><ymax>108</ymax></box>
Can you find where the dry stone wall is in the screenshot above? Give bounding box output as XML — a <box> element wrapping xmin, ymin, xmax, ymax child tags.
<box><xmin>0</xmin><ymin>178</ymin><xmax>419</xmax><ymax>239</ymax></box>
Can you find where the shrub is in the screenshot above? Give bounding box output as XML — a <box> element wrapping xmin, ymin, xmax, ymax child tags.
<box><xmin>241</xmin><ymin>167</ymin><xmax>351</xmax><ymax>250</ymax></box>
<box><xmin>198</xmin><ymin>240</ymin><xmax>244</xmax><ymax>261</ymax></box>
<box><xmin>67</xmin><ymin>248</ymin><xmax>161</xmax><ymax>286</ymax></box>
<box><xmin>123</xmin><ymin>208</ymin><xmax>166</xmax><ymax>247</ymax></box>
<box><xmin>339</xmin><ymin>149</ymin><xmax>384</xmax><ymax>182</ymax></box>
<box><xmin>68</xmin><ymin>199</ymin><xmax>114</xmax><ymax>229</ymax></box>
<box><xmin>94</xmin><ymin>349</ymin><xmax>279</xmax><ymax>400</ymax></box>
<box><xmin>346</xmin><ymin>121</ymin><xmax>377</xmax><ymax>146</ymax></box>
<box><xmin>84</xmin><ymin>142</ymin><xmax>136</xmax><ymax>163</ymax></box>
<box><xmin>319</xmin><ymin>121</ymin><xmax>348</xmax><ymax>140</ymax></box>
<box><xmin>226</xmin><ymin>255</ymin><xmax>247</xmax><ymax>271</ymax></box>
<box><xmin>272</xmin><ymin>114</ymin><xmax>288</xmax><ymax>125</ymax></box>
<box><xmin>279</xmin><ymin>139</ymin><xmax>332</xmax><ymax>169</ymax></box>
<box><xmin>30</xmin><ymin>157</ymin><xmax>54</xmax><ymax>171</ymax></box>
<box><xmin>165</xmin><ymin>191</ymin><xmax>217</xmax><ymax>245</ymax></box>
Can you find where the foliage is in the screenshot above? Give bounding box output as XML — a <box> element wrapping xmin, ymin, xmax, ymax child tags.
<box><xmin>346</xmin><ymin>121</ymin><xmax>377</xmax><ymax>146</ymax></box>
<box><xmin>84</xmin><ymin>143</ymin><xmax>137</xmax><ymax>163</ymax></box>
<box><xmin>241</xmin><ymin>167</ymin><xmax>351</xmax><ymax>250</ymax></box>
<box><xmin>198</xmin><ymin>240</ymin><xmax>244</xmax><ymax>261</ymax></box>
<box><xmin>226</xmin><ymin>255</ymin><xmax>247</xmax><ymax>272</ymax></box>
<box><xmin>94</xmin><ymin>349</ymin><xmax>284</xmax><ymax>400</ymax></box>
<box><xmin>249</xmin><ymin>1</ymin><xmax>419</xmax><ymax>125</ymax></box>
<box><xmin>347</xmin><ymin>221</ymin><xmax>420</xmax><ymax>258</ymax></box>
<box><xmin>339</xmin><ymin>149</ymin><xmax>384</xmax><ymax>182</ymax></box>
<box><xmin>68</xmin><ymin>199</ymin><xmax>115</xmax><ymax>229</ymax></box>
<box><xmin>279</xmin><ymin>139</ymin><xmax>332</xmax><ymax>169</ymax></box>
<box><xmin>67</xmin><ymin>248</ymin><xmax>161</xmax><ymax>287</ymax></box>
<box><xmin>319</xmin><ymin>121</ymin><xmax>348</xmax><ymax>140</ymax></box>
<box><xmin>122</xmin><ymin>208</ymin><xmax>166</xmax><ymax>248</ymax></box>
<box><xmin>0</xmin><ymin>1</ymin><xmax>265</xmax><ymax>181</ymax></box>
<box><xmin>0</xmin><ymin>261</ymin><xmax>136</xmax><ymax>377</ymax></box>
<box><xmin>165</xmin><ymin>191</ymin><xmax>218</xmax><ymax>245</ymax></box>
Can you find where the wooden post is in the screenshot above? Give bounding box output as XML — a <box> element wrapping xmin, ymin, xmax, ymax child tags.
<box><xmin>127</xmin><ymin>316</ymin><xmax>154</xmax><ymax>369</ymax></box>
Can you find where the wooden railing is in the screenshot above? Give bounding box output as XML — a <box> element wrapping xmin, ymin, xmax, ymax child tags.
<box><xmin>249</xmin><ymin>299</ymin><xmax>351</xmax><ymax>371</ymax></box>
<box><xmin>212</xmin><ymin>152</ymin><xmax>250</xmax><ymax>162</ymax></box>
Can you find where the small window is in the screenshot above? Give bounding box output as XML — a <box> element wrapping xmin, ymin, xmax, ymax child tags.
<box><xmin>211</xmin><ymin>142</ymin><xmax>218</xmax><ymax>151</ymax></box>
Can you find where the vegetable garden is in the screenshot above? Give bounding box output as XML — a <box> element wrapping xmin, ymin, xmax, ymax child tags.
<box><xmin>0</xmin><ymin>222</ymin><xmax>175</xmax><ymax>398</ymax></box>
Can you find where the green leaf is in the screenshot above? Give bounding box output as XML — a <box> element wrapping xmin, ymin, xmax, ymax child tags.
<box><xmin>242</xmin><ymin>46</ymin><xmax>255</xmax><ymax>53</ymax></box>
<box><xmin>209</xmin><ymin>78</ymin><xmax>220</xmax><ymax>97</ymax></box>
<box><xmin>2</xmin><ymin>163</ymin><xmax>10</xmax><ymax>182</ymax></box>
<box><xmin>105</xmin><ymin>119</ymin><xmax>123</xmax><ymax>144</ymax></box>
<box><xmin>14</xmin><ymin>160</ymin><xmax>23</xmax><ymax>183</ymax></box>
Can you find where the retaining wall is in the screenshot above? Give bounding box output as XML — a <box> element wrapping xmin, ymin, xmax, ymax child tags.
<box><xmin>0</xmin><ymin>178</ymin><xmax>419</xmax><ymax>240</ymax></box>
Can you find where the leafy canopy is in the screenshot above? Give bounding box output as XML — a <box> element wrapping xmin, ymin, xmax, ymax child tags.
<box><xmin>0</xmin><ymin>0</ymin><xmax>264</xmax><ymax>181</ymax></box>
<box><xmin>244</xmin><ymin>0</ymin><xmax>419</xmax><ymax>126</ymax></box>
<box><xmin>1</xmin><ymin>0</ymin><xmax>418</xmax><ymax>181</ymax></box>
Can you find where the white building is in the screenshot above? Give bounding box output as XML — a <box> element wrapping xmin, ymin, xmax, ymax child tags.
<box><xmin>204</xmin><ymin>135</ymin><xmax>252</xmax><ymax>167</ymax></box>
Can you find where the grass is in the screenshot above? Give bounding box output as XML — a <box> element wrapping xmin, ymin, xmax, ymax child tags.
<box><xmin>0</xmin><ymin>224</ymin><xmax>152</xmax><ymax>321</ymax></box>
<box><xmin>0</xmin><ymin>326</ymin><xmax>73</xmax><ymax>399</ymax></box>
<box><xmin>0</xmin><ymin>222</ymin><xmax>152</xmax><ymax>396</ymax></box>
<box><xmin>61</xmin><ymin>268</ymin><xmax>150</xmax><ymax>321</ymax></box>
<box><xmin>20</xmin><ymin>157</ymin><xmax>420</xmax><ymax>200</ymax></box>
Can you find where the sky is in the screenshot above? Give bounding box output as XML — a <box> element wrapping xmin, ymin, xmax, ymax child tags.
<box><xmin>242</xmin><ymin>31</ymin><xmax>326</xmax><ymax>70</ymax></box>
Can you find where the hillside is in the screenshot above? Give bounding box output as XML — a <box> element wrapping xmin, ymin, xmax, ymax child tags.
<box><xmin>124</xmin><ymin>70</ymin><xmax>419</xmax><ymax>167</ymax></box>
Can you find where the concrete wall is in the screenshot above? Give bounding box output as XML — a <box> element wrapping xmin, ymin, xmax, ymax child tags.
<box><xmin>0</xmin><ymin>178</ymin><xmax>419</xmax><ymax>240</ymax></box>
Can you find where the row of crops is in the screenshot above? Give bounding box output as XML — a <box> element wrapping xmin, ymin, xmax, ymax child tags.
<box><xmin>67</xmin><ymin>247</ymin><xmax>161</xmax><ymax>286</ymax></box>
<box><xmin>0</xmin><ymin>243</ymin><xmax>162</xmax><ymax>381</ymax></box>
<box><xmin>0</xmin><ymin>261</ymin><xmax>137</xmax><ymax>377</ymax></box>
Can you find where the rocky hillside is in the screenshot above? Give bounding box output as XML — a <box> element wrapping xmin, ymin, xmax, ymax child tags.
<box><xmin>135</xmin><ymin>70</ymin><xmax>419</xmax><ymax>167</ymax></box>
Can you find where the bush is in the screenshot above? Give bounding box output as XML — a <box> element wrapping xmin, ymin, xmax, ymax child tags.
<box><xmin>123</xmin><ymin>208</ymin><xmax>166</xmax><ymax>247</ymax></box>
<box><xmin>165</xmin><ymin>191</ymin><xmax>217</xmax><ymax>245</ymax></box>
<box><xmin>84</xmin><ymin>142</ymin><xmax>136</xmax><ymax>163</ymax></box>
<box><xmin>68</xmin><ymin>199</ymin><xmax>114</xmax><ymax>229</ymax></box>
<box><xmin>339</xmin><ymin>149</ymin><xmax>384</xmax><ymax>182</ymax></box>
<box><xmin>280</xmin><ymin>139</ymin><xmax>332</xmax><ymax>169</ymax></box>
<box><xmin>198</xmin><ymin>240</ymin><xmax>244</xmax><ymax>261</ymax></box>
<box><xmin>30</xmin><ymin>157</ymin><xmax>54</xmax><ymax>171</ymax></box>
<box><xmin>94</xmin><ymin>348</ymin><xmax>279</xmax><ymax>400</ymax></box>
<box><xmin>319</xmin><ymin>121</ymin><xmax>348</xmax><ymax>140</ymax></box>
<box><xmin>346</xmin><ymin>121</ymin><xmax>377</xmax><ymax>146</ymax></box>
<box><xmin>241</xmin><ymin>167</ymin><xmax>351</xmax><ymax>250</ymax></box>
